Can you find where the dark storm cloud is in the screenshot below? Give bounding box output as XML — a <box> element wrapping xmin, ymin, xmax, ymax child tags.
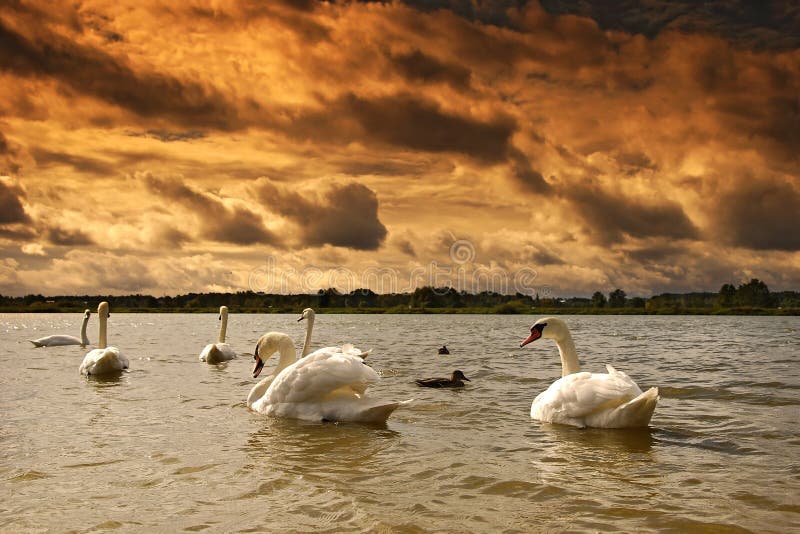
<box><xmin>390</xmin><ymin>0</ymin><xmax>527</xmax><ymax>29</ymax></box>
<box><xmin>0</xmin><ymin>180</ymin><xmax>31</xmax><ymax>225</ymax></box>
<box><xmin>538</xmin><ymin>0</ymin><xmax>800</xmax><ymax>50</ymax></box>
<box><xmin>45</xmin><ymin>226</ymin><xmax>95</xmax><ymax>246</ymax></box>
<box><xmin>0</xmin><ymin>20</ymin><xmax>246</xmax><ymax>130</ymax></box>
<box><xmin>255</xmin><ymin>180</ymin><xmax>387</xmax><ymax>251</ymax></box>
<box><xmin>143</xmin><ymin>175</ymin><xmax>279</xmax><ymax>246</ymax></box>
<box><xmin>31</xmin><ymin>148</ymin><xmax>116</xmax><ymax>176</ymax></box>
<box><xmin>0</xmin><ymin>131</ymin><xmax>22</xmax><ymax>174</ymax></box>
<box><xmin>288</xmin><ymin>93</ymin><xmax>516</xmax><ymax>164</ymax></box>
<box><xmin>393</xmin><ymin>1</ymin><xmax>799</xmax><ymax>51</ymax></box>
<box><xmin>387</xmin><ymin>49</ymin><xmax>472</xmax><ymax>90</ymax></box>
<box><xmin>396</xmin><ymin>238</ymin><xmax>417</xmax><ymax>257</ymax></box>
<box><xmin>565</xmin><ymin>186</ymin><xmax>699</xmax><ymax>244</ymax></box>
<box><xmin>144</xmin><ymin>130</ymin><xmax>207</xmax><ymax>143</ymax></box>
<box><xmin>508</xmin><ymin>148</ymin><xmax>552</xmax><ymax>195</ymax></box>
<box><xmin>713</xmin><ymin>178</ymin><xmax>800</xmax><ymax>251</ymax></box>
<box><xmin>616</xmin><ymin>151</ymin><xmax>658</xmax><ymax>174</ymax></box>
<box><xmin>625</xmin><ymin>243</ymin><xmax>687</xmax><ymax>263</ymax></box>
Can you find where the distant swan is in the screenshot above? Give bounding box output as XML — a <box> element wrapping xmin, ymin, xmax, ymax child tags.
<box><xmin>520</xmin><ymin>317</ymin><xmax>658</xmax><ymax>429</ymax></box>
<box><xmin>246</xmin><ymin>309</ymin><xmax>402</xmax><ymax>423</ymax></box>
<box><xmin>79</xmin><ymin>302</ymin><xmax>129</xmax><ymax>376</ymax></box>
<box><xmin>29</xmin><ymin>309</ymin><xmax>91</xmax><ymax>348</ymax></box>
<box><xmin>296</xmin><ymin>307</ymin><xmax>371</xmax><ymax>359</ymax></box>
<box><xmin>199</xmin><ymin>305</ymin><xmax>237</xmax><ymax>363</ymax></box>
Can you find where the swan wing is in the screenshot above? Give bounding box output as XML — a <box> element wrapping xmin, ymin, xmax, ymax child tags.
<box><xmin>533</xmin><ymin>369</ymin><xmax>644</xmax><ymax>421</ymax></box>
<box><xmin>305</xmin><ymin>344</ymin><xmax>371</xmax><ymax>359</ymax></box>
<box><xmin>200</xmin><ymin>343</ymin><xmax>237</xmax><ymax>363</ymax></box>
<box><xmin>30</xmin><ymin>335</ymin><xmax>82</xmax><ymax>347</ymax></box>
<box><xmin>265</xmin><ymin>348</ymin><xmax>380</xmax><ymax>405</ymax></box>
<box><xmin>79</xmin><ymin>347</ymin><xmax>128</xmax><ymax>375</ymax></box>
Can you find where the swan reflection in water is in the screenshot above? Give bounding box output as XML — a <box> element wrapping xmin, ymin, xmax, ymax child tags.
<box><xmin>244</xmin><ymin>416</ymin><xmax>400</xmax><ymax>474</ymax></box>
<box><xmin>539</xmin><ymin>424</ymin><xmax>656</xmax><ymax>454</ymax></box>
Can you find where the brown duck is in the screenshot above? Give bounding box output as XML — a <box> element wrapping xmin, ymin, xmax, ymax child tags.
<box><xmin>415</xmin><ymin>370</ymin><xmax>470</xmax><ymax>388</ymax></box>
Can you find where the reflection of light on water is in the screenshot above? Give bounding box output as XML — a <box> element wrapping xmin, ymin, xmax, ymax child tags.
<box><xmin>3</xmin><ymin>313</ymin><xmax>800</xmax><ymax>532</ymax></box>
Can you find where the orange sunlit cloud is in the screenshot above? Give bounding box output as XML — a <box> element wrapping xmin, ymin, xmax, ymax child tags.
<box><xmin>1</xmin><ymin>0</ymin><xmax>799</xmax><ymax>296</ymax></box>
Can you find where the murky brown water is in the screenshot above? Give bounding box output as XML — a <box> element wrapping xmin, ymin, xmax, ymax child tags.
<box><xmin>1</xmin><ymin>313</ymin><xmax>798</xmax><ymax>533</ymax></box>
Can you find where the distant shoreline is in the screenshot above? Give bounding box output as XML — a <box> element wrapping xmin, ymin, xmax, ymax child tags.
<box><xmin>2</xmin><ymin>306</ymin><xmax>797</xmax><ymax>315</ymax></box>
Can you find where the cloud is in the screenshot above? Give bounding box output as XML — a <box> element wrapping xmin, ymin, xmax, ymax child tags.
<box><xmin>254</xmin><ymin>179</ymin><xmax>388</xmax><ymax>250</ymax></box>
<box><xmin>565</xmin><ymin>186</ymin><xmax>699</xmax><ymax>244</ymax></box>
<box><xmin>387</xmin><ymin>48</ymin><xmax>472</xmax><ymax>90</ymax></box>
<box><xmin>286</xmin><ymin>92</ymin><xmax>516</xmax><ymax>163</ymax></box>
<box><xmin>0</xmin><ymin>179</ymin><xmax>31</xmax><ymax>225</ymax></box>
<box><xmin>21</xmin><ymin>243</ymin><xmax>46</xmax><ymax>256</ymax></box>
<box><xmin>142</xmin><ymin>174</ymin><xmax>279</xmax><ymax>246</ymax></box>
<box><xmin>0</xmin><ymin>17</ymin><xmax>246</xmax><ymax>131</ymax></box>
<box><xmin>508</xmin><ymin>148</ymin><xmax>552</xmax><ymax>195</ymax></box>
<box><xmin>45</xmin><ymin>226</ymin><xmax>95</xmax><ymax>247</ymax></box>
<box><xmin>712</xmin><ymin>177</ymin><xmax>800</xmax><ymax>251</ymax></box>
<box><xmin>536</xmin><ymin>0</ymin><xmax>800</xmax><ymax>50</ymax></box>
<box><xmin>31</xmin><ymin>147</ymin><xmax>116</xmax><ymax>176</ymax></box>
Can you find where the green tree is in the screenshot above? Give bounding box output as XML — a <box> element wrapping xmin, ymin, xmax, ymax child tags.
<box><xmin>591</xmin><ymin>291</ymin><xmax>607</xmax><ymax>308</ymax></box>
<box><xmin>608</xmin><ymin>288</ymin><xmax>626</xmax><ymax>308</ymax></box>
<box><xmin>629</xmin><ymin>296</ymin><xmax>646</xmax><ymax>308</ymax></box>
<box><xmin>736</xmin><ymin>279</ymin><xmax>773</xmax><ymax>307</ymax></box>
<box><xmin>717</xmin><ymin>283</ymin><xmax>736</xmax><ymax>307</ymax></box>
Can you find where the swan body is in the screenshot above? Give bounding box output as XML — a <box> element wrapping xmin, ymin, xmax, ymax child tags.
<box><xmin>29</xmin><ymin>309</ymin><xmax>91</xmax><ymax>347</ymax></box>
<box><xmin>520</xmin><ymin>317</ymin><xmax>658</xmax><ymax>429</ymax></box>
<box><xmin>79</xmin><ymin>302</ymin><xmax>128</xmax><ymax>376</ymax></box>
<box><xmin>247</xmin><ymin>310</ymin><xmax>403</xmax><ymax>423</ymax></box>
<box><xmin>199</xmin><ymin>306</ymin><xmax>237</xmax><ymax>363</ymax></box>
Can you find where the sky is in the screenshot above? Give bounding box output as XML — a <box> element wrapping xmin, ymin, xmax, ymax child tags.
<box><xmin>1</xmin><ymin>0</ymin><xmax>799</xmax><ymax>297</ymax></box>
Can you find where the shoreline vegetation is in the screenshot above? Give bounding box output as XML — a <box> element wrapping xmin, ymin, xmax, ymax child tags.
<box><xmin>2</xmin><ymin>279</ymin><xmax>798</xmax><ymax>316</ymax></box>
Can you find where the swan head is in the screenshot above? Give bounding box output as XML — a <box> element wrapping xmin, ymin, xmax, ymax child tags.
<box><xmin>83</xmin><ymin>309</ymin><xmax>91</xmax><ymax>319</ymax></box>
<box><xmin>252</xmin><ymin>332</ymin><xmax>294</xmax><ymax>378</ymax></box>
<box><xmin>297</xmin><ymin>307</ymin><xmax>315</xmax><ymax>322</ymax></box>
<box><xmin>520</xmin><ymin>317</ymin><xmax>567</xmax><ymax>347</ymax></box>
<box><xmin>219</xmin><ymin>305</ymin><xmax>228</xmax><ymax>320</ymax></box>
<box><xmin>98</xmin><ymin>301</ymin><xmax>110</xmax><ymax>319</ymax></box>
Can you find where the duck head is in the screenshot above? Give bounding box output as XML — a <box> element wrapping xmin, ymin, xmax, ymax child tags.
<box><xmin>452</xmin><ymin>370</ymin><xmax>470</xmax><ymax>382</ymax></box>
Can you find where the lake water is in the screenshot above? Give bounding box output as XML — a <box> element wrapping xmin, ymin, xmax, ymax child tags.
<box><xmin>1</xmin><ymin>313</ymin><xmax>798</xmax><ymax>533</ymax></box>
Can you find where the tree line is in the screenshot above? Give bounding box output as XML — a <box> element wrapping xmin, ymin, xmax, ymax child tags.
<box><xmin>1</xmin><ymin>279</ymin><xmax>797</xmax><ymax>314</ymax></box>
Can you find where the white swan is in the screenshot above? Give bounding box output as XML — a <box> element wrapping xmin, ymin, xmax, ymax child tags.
<box><xmin>29</xmin><ymin>309</ymin><xmax>91</xmax><ymax>347</ymax></box>
<box><xmin>246</xmin><ymin>310</ymin><xmax>402</xmax><ymax>423</ymax></box>
<box><xmin>79</xmin><ymin>302</ymin><xmax>129</xmax><ymax>376</ymax></box>
<box><xmin>520</xmin><ymin>317</ymin><xmax>659</xmax><ymax>429</ymax></box>
<box><xmin>199</xmin><ymin>305</ymin><xmax>237</xmax><ymax>363</ymax></box>
<box><xmin>297</xmin><ymin>307</ymin><xmax>371</xmax><ymax>358</ymax></box>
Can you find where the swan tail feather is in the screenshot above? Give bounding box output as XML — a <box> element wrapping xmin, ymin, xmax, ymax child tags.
<box><xmin>612</xmin><ymin>387</ymin><xmax>659</xmax><ymax>428</ymax></box>
<box><xmin>29</xmin><ymin>340</ymin><xmax>44</xmax><ymax>348</ymax></box>
<box><xmin>356</xmin><ymin>399</ymin><xmax>412</xmax><ymax>423</ymax></box>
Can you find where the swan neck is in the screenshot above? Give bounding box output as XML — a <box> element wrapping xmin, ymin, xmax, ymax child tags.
<box><xmin>247</xmin><ymin>338</ymin><xmax>296</xmax><ymax>408</ymax></box>
<box><xmin>80</xmin><ymin>316</ymin><xmax>90</xmax><ymax>347</ymax></box>
<box><xmin>556</xmin><ymin>333</ymin><xmax>580</xmax><ymax>377</ymax></box>
<box><xmin>218</xmin><ymin>312</ymin><xmax>228</xmax><ymax>343</ymax></box>
<box><xmin>247</xmin><ymin>376</ymin><xmax>271</xmax><ymax>408</ymax></box>
<box><xmin>278</xmin><ymin>340</ymin><xmax>297</xmax><ymax>372</ymax></box>
<box><xmin>98</xmin><ymin>313</ymin><xmax>108</xmax><ymax>349</ymax></box>
<box><xmin>301</xmin><ymin>315</ymin><xmax>314</xmax><ymax>357</ymax></box>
